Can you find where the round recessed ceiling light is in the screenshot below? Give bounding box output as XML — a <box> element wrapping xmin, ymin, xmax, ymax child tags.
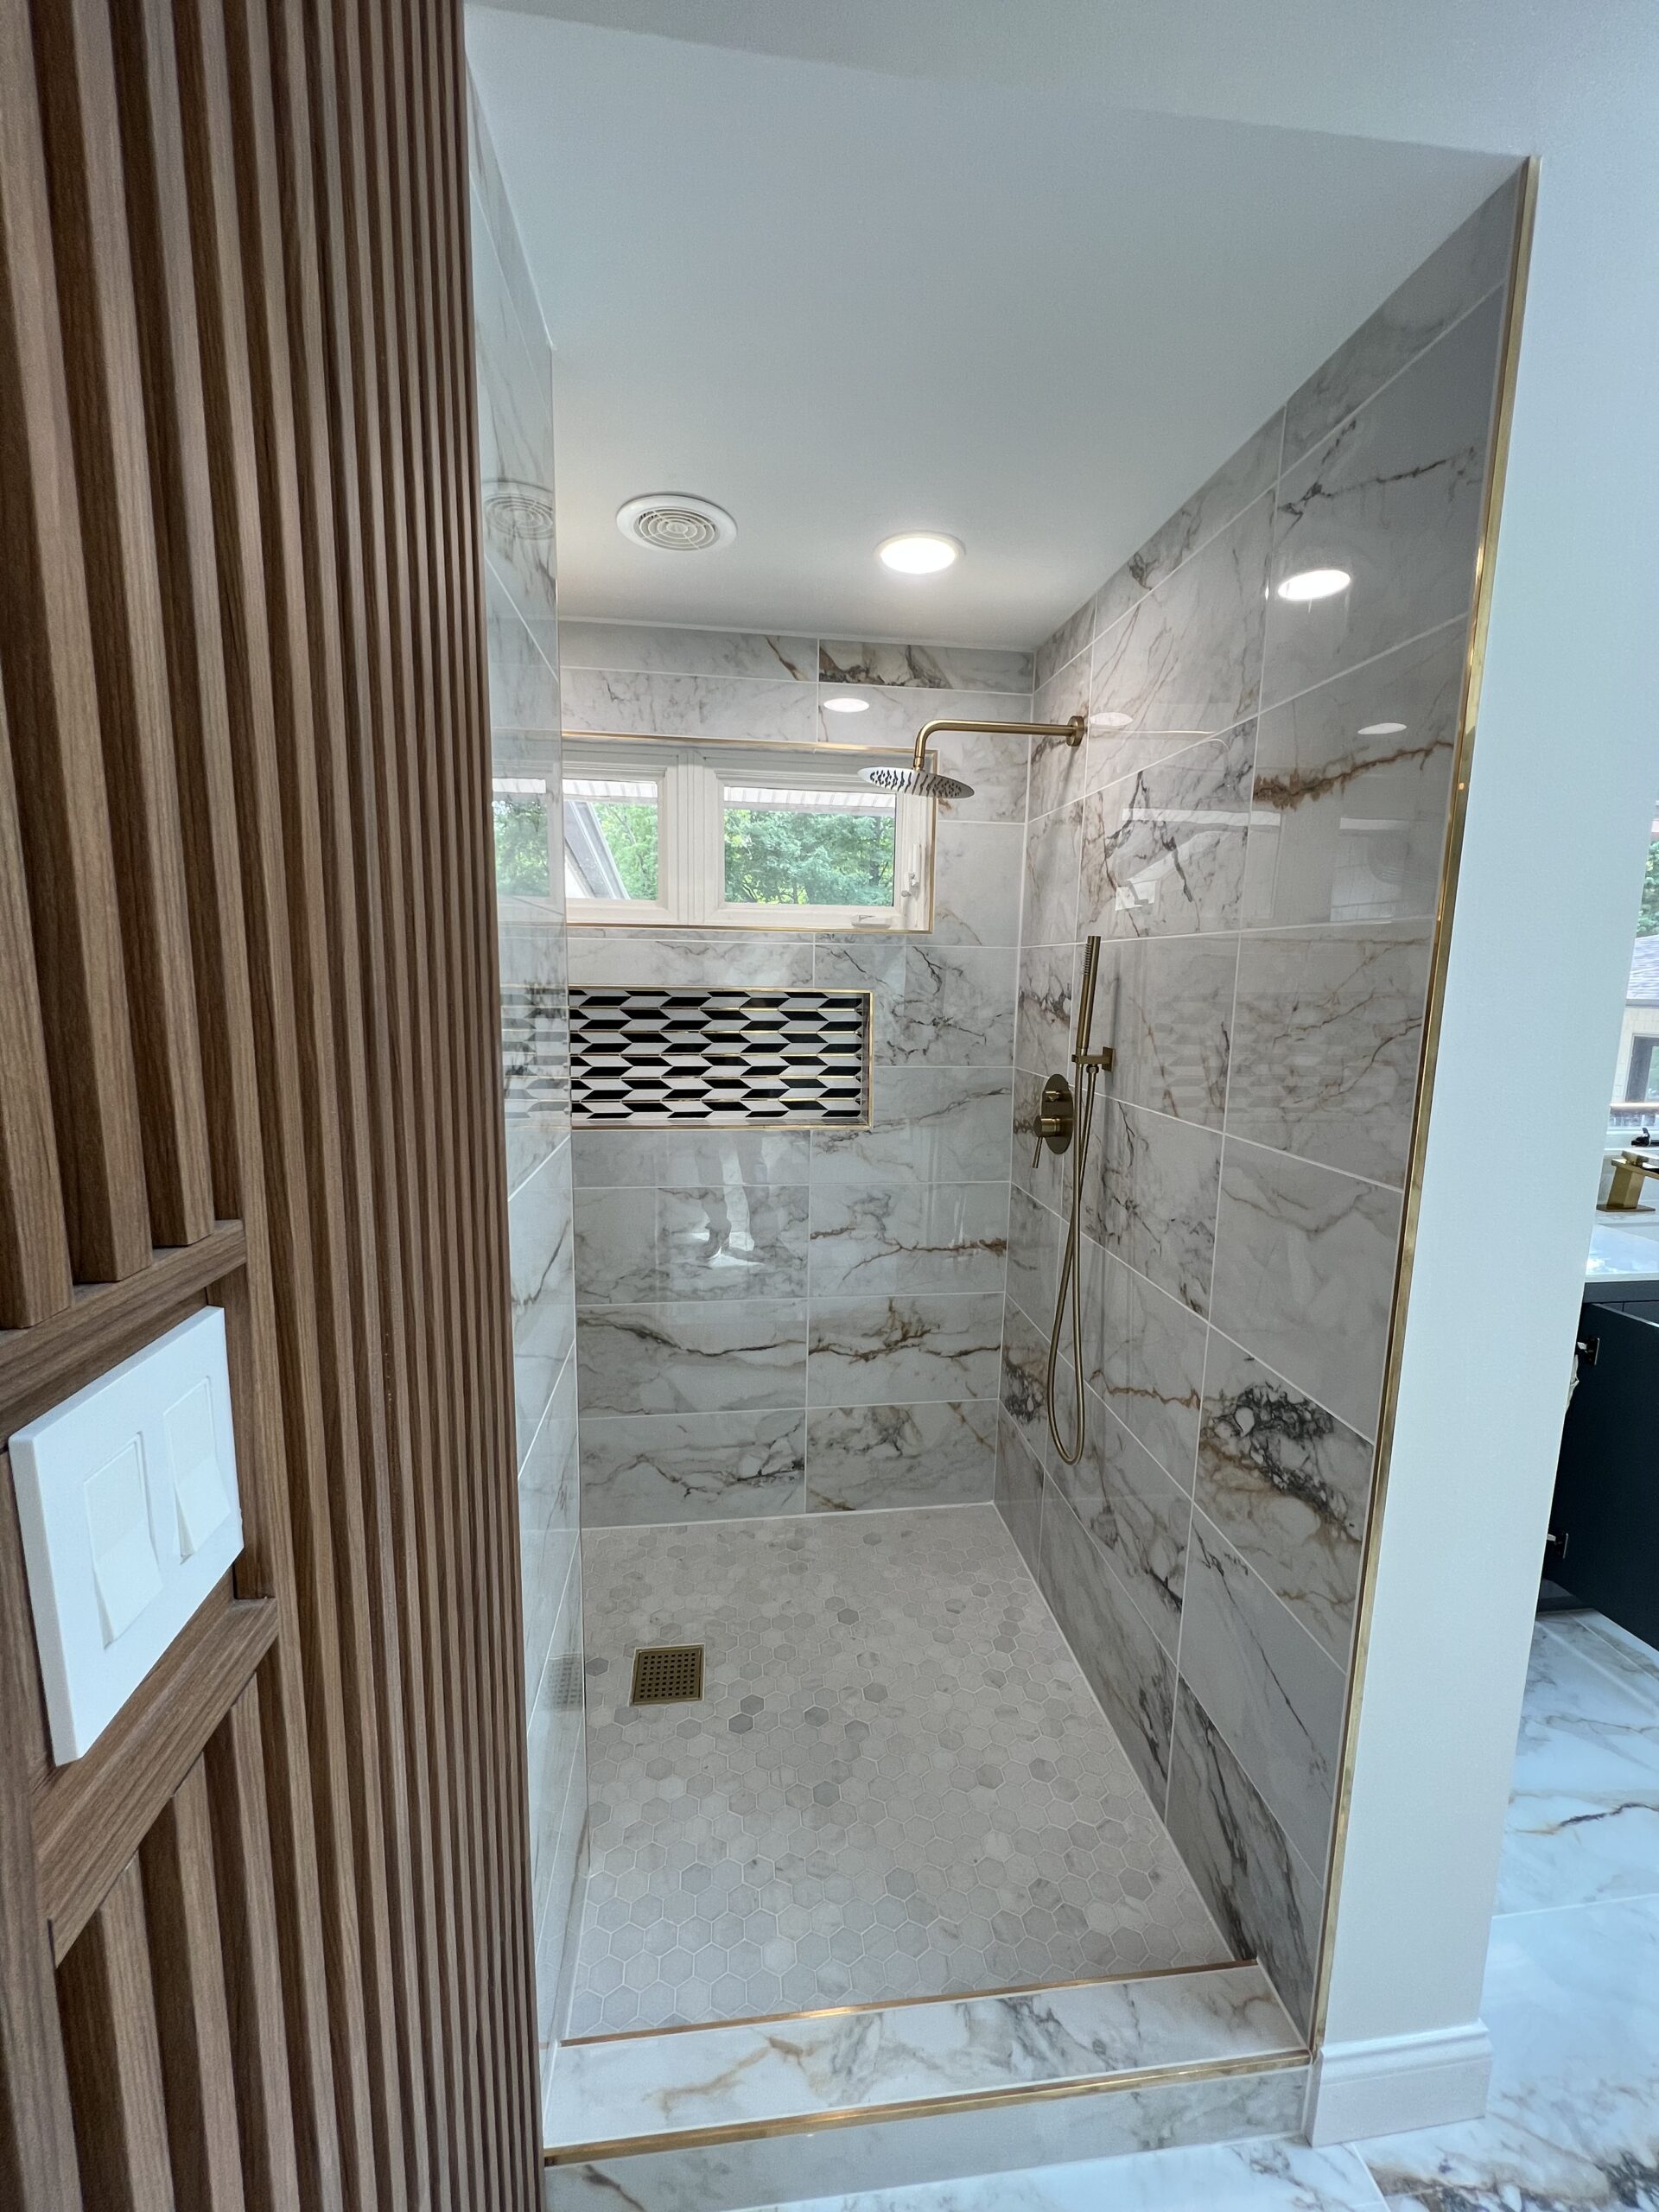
<box><xmin>1357</xmin><ymin>721</ymin><xmax>1408</xmax><ymax>737</ymax></box>
<box><xmin>1275</xmin><ymin>566</ymin><xmax>1351</xmax><ymax>603</ymax></box>
<box><xmin>877</xmin><ymin>531</ymin><xmax>963</xmax><ymax>575</ymax></box>
<box><xmin>616</xmin><ymin>493</ymin><xmax>736</xmax><ymax>553</ymax></box>
<box><xmin>1090</xmin><ymin>711</ymin><xmax>1134</xmax><ymax>732</ymax></box>
<box><xmin>823</xmin><ymin>696</ymin><xmax>870</xmax><ymax>714</ymax></box>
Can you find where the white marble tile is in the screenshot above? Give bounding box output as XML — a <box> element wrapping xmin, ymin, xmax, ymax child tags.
<box><xmin>573</xmin><ymin>1182</ymin><xmax>810</xmax><ymax>1306</ymax></box>
<box><xmin>808</xmin><ymin>1294</ymin><xmax>1003</xmax><ymax>1407</ymax></box>
<box><xmin>511</xmin><ymin>1143</ymin><xmax>575</xmax><ymax>1459</ymax></box>
<box><xmin>805</xmin><ymin>1401</ymin><xmax>998</xmax><ymax>1511</ymax></box>
<box><xmin>1165</xmin><ymin>1687</ymin><xmax>1323</xmax><ymax>2034</ymax></box>
<box><xmin>1006</xmin><ymin>1185</ymin><xmax>1063</xmax><ymax>1334</ymax></box>
<box><xmin>819</xmin><ymin>641</ymin><xmax>1033</xmax><ymax>694</ymax></box>
<box><xmin>575</xmin><ymin>1300</ymin><xmax>809</xmax><ymax>1416</ymax></box>
<box><xmin>1090</xmin><ymin>493</ymin><xmax>1271</xmax><ymax>741</ymax></box>
<box><xmin>1197</xmin><ymin>1333</ymin><xmax>1371</xmax><ymax>1667</ymax></box>
<box><xmin>1085</xmin><ymin>1101</ymin><xmax>1223</xmax><ymax>1321</ymax></box>
<box><xmin>1360</xmin><ymin>1893</ymin><xmax>1659</xmax><ymax>2212</ymax></box>
<box><xmin>1098</xmin><ymin>935</ymin><xmax>1237</xmax><ymax>1128</ymax></box>
<box><xmin>1494</xmin><ymin>1616</ymin><xmax>1659</xmax><ymax>1914</ymax></box>
<box><xmin>578</xmin><ymin>1408</ymin><xmax>807</xmax><ymax>1527</ymax></box>
<box><xmin>930</xmin><ymin>725</ymin><xmax>1033</xmax><ymax>828</ymax></box>
<box><xmin>1029</xmin><ymin>661</ymin><xmax>1092</xmax><ymax>820</ymax></box>
<box><xmin>1039</xmin><ymin>1484</ymin><xmax>1177</xmax><ymax>1804</ymax></box>
<box><xmin>569</xmin><ymin>930</ymin><xmax>817</xmax><ymax>990</ymax></box>
<box><xmin>1012</xmin><ymin>1064</ymin><xmax>1070</xmax><ymax>1217</ymax></box>
<box><xmin>809</xmin><ymin>1180</ymin><xmax>1010</xmax><ymax>1299</ymax></box>
<box><xmin>529</xmin><ymin>1561</ymin><xmax>586</xmax><ymax>1926</ymax></box>
<box><xmin>546</xmin><ymin>2065</ymin><xmax>1308</xmax><ymax>2211</ymax></box>
<box><xmin>1093</xmin><ymin>412</ymin><xmax>1285</xmax><ymax>639</ymax></box>
<box><xmin>1090</xmin><ymin>1247</ymin><xmax>1207</xmax><ymax>1490</ymax></box>
<box><xmin>931</xmin><ymin>820</ymin><xmax>1026</xmax><ymax>948</ymax></box>
<box><xmin>1179</xmin><ymin>1516</ymin><xmax>1346</xmax><ymax>1870</ymax></box>
<box><xmin>1209</xmin><ymin>1138</ymin><xmax>1400</xmax><ymax>1440</ymax></box>
<box><xmin>1048</xmin><ymin>1395</ymin><xmax>1192</xmax><ymax>1658</ymax></box>
<box><xmin>1243</xmin><ymin>620</ymin><xmax>1465</xmax><ymax>931</ymax></box>
<box><xmin>1262</xmin><ymin>290</ymin><xmax>1503</xmax><ymax>711</ymax></box>
<box><xmin>1015</xmin><ymin>944</ymin><xmax>1079</xmax><ymax>1079</ymax></box>
<box><xmin>520</xmin><ymin>1353</ymin><xmax>579</xmax><ymax>1688</ymax></box>
<box><xmin>562</xmin><ymin>666</ymin><xmax>818</xmax><ymax>741</ymax></box>
<box><xmin>1080</xmin><ymin>727</ymin><xmax>1255</xmax><ymax>942</ymax></box>
<box><xmin>573</xmin><ymin>1125</ymin><xmax>811</xmax><ymax>1191</ymax></box>
<box><xmin>1283</xmin><ymin>175</ymin><xmax>1518</xmax><ymax>468</ymax></box>
<box><xmin>812</xmin><ymin>683</ymin><xmax>1033</xmax><ymax>754</ymax></box>
<box><xmin>1034</xmin><ymin>598</ymin><xmax>1094</xmax><ymax>694</ymax></box>
<box><xmin>998</xmin><ymin>1294</ymin><xmax>1052</xmax><ymax>1469</ymax></box>
<box><xmin>886</xmin><ymin>945</ymin><xmax>1018</xmax><ymax>1070</ymax></box>
<box><xmin>558</xmin><ymin>621</ymin><xmax>815</xmax><ymax>680</ymax></box>
<box><xmin>811</xmin><ymin>1069</ymin><xmax>1013</xmax><ymax>1188</ymax></box>
<box><xmin>995</xmin><ymin>1408</ymin><xmax>1045</xmax><ymax>1578</ymax></box>
<box><xmin>732</xmin><ymin>2137</ymin><xmax>1386</xmax><ymax>2212</ymax></box>
<box><xmin>1022</xmin><ymin>800</ymin><xmax>1083</xmax><ymax>950</ymax></box>
<box><xmin>485</xmin><ymin>554</ymin><xmax>560</xmax><ymax>728</ymax></box>
<box><xmin>1226</xmin><ymin>925</ymin><xmax>1432</xmax><ymax>1188</ymax></box>
<box><xmin>547</xmin><ymin>1963</ymin><xmax>1292</xmax><ymax>2146</ymax></box>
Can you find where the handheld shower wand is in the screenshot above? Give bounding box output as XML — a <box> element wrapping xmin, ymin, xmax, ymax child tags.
<box><xmin>1041</xmin><ymin>934</ymin><xmax>1111</xmax><ymax>1465</ymax></box>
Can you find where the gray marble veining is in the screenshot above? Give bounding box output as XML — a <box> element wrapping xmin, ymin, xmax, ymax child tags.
<box><xmin>556</xmin><ymin>620</ymin><xmax>815</xmax><ymax>680</ymax></box>
<box><xmin>994</xmin><ymin>1408</ymin><xmax>1045</xmax><ymax>1577</ymax></box>
<box><xmin>805</xmin><ymin>1402</ymin><xmax>998</xmax><ymax>1511</ymax></box>
<box><xmin>563</xmin><ymin>665</ymin><xmax>818</xmax><ymax>741</ymax></box>
<box><xmin>1263</xmin><ymin>289</ymin><xmax>1502</xmax><ymax>710</ymax></box>
<box><xmin>1022</xmin><ymin>801</ymin><xmax>1084</xmax><ymax>950</ymax></box>
<box><xmin>569</xmin><ymin>928</ymin><xmax>817</xmax><ymax>990</ymax></box>
<box><xmin>812</xmin><ymin>1069</ymin><xmax>1014</xmax><ymax>1189</ymax></box>
<box><xmin>1209</xmin><ymin>1139</ymin><xmax>1399</xmax><ymax>1440</ymax></box>
<box><xmin>578</xmin><ymin>1408</ymin><xmax>807</xmax><ymax>1527</ymax></box>
<box><xmin>808</xmin><ymin>1181</ymin><xmax>1011</xmax><ymax>1299</ymax></box>
<box><xmin>1282</xmin><ymin>175</ymin><xmax>1518</xmax><ymax>469</ymax></box>
<box><xmin>1197</xmin><ymin>1333</ymin><xmax>1371</xmax><ymax>1666</ymax></box>
<box><xmin>1090</xmin><ymin>1247</ymin><xmax>1206</xmax><ymax>1489</ymax></box>
<box><xmin>574</xmin><ymin>1181</ymin><xmax>810</xmax><ymax>1307</ymax></box>
<box><xmin>1178</xmin><ymin>1515</ymin><xmax>1346</xmax><ymax>1870</ymax></box>
<box><xmin>1165</xmin><ymin>1687</ymin><xmax>1322</xmax><ymax>2034</ymax></box>
<box><xmin>1093</xmin><ymin>411</ymin><xmax>1285</xmax><ymax>639</ymax></box>
<box><xmin>819</xmin><ymin>639</ymin><xmax>1033</xmax><ymax>693</ymax></box>
<box><xmin>1086</xmin><ymin>1101</ymin><xmax>1222</xmax><ymax>1321</ymax></box>
<box><xmin>1090</xmin><ymin>493</ymin><xmax>1271</xmax><ymax>740</ymax></box>
<box><xmin>1080</xmin><ymin>727</ymin><xmax>1255</xmax><ymax>941</ymax></box>
<box><xmin>1039</xmin><ymin>1485</ymin><xmax>1177</xmax><ymax>1804</ymax></box>
<box><xmin>519</xmin><ymin>1352</ymin><xmax>578</xmax><ymax>1688</ymax></box>
<box><xmin>808</xmin><ymin>1294</ymin><xmax>1004</xmax><ymax>1408</ymax></box>
<box><xmin>887</xmin><ymin>945</ymin><xmax>1019</xmax><ymax>1068</ymax></box>
<box><xmin>1243</xmin><ymin>620</ymin><xmax>1466</xmax><ymax>931</ymax></box>
<box><xmin>931</xmin><ymin>820</ymin><xmax>1026</xmax><ymax>948</ymax></box>
<box><xmin>1099</xmin><ymin>935</ymin><xmax>1237</xmax><ymax>1128</ymax></box>
<box><xmin>1048</xmin><ymin>1396</ymin><xmax>1192</xmax><ymax>1657</ymax></box>
<box><xmin>1226</xmin><ymin>924</ymin><xmax>1431</xmax><ymax>1187</ymax></box>
<box><xmin>1016</xmin><ymin>944</ymin><xmax>1079</xmax><ymax>1077</ymax></box>
<box><xmin>575</xmin><ymin>1300</ymin><xmax>809</xmax><ymax>1416</ymax></box>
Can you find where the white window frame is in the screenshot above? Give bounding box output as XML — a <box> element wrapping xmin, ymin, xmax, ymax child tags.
<box><xmin>562</xmin><ymin>734</ymin><xmax>935</xmax><ymax>932</ymax></box>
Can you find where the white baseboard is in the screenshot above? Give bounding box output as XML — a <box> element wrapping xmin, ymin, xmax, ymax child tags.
<box><xmin>1304</xmin><ymin>2021</ymin><xmax>1492</xmax><ymax>2145</ymax></box>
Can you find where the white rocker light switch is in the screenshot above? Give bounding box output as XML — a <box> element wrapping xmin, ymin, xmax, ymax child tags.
<box><xmin>9</xmin><ymin>1307</ymin><xmax>244</xmax><ymax>1763</ymax></box>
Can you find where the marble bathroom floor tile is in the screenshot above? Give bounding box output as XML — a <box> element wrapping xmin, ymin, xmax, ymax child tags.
<box><xmin>563</xmin><ymin>1506</ymin><xmax>1230</xmax><ymax>2037</ymax></box>
<box><xmin>1494</xmin><ymin>1613</ymin><xmax>1659</xmax><ymax>1914</ymax></box>
<box><xmin>547</xmin><ymin>1961</ymin><xmax>1296</xmax><ymax>2150</ymax></box>
<box><xmin>752</xmin><ymin>2138</ymin><xmax>1386</xmax><ymax>2212</ymax></box>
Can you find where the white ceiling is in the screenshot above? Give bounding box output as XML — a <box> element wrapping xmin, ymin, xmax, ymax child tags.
<box><xmin>467</xmin><ymin>7</ymin><xmax>1514</xmax><ymax>648</ymax></box>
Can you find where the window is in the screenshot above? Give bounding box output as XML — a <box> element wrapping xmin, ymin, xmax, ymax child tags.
<box><xmin>561</xmin><ymin>735</ymin><xmax>933</xmax><ymax>931</ymax></box>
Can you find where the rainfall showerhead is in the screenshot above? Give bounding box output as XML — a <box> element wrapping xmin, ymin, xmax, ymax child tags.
<box><xmin>861</xmin><ymin>762</ymin><xmax>975</xmax><ymax>799</ymax></box>
<box><xmin>860</xmin><ymin>711</ymin><xmax>1089</xmax><ymax>805</ymax></box>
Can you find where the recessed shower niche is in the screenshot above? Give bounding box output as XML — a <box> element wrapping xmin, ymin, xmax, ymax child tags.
<box><xmin>469</xmin><ymin>22</ymin><xmax>1529</xmax><ymax>2191</ymax></box>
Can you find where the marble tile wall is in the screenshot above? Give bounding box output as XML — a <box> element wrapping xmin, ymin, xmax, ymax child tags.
<box><xmin>469</xmin><ymin>73</ymin><xmax>586</xmax><ymax>2091</ymax></box>
<box><xmin>565</xmin><ymin>623</ymin><xmax>1032</xmax><ymax>1528</ymax></box>
<box><xmin>997</xmin><ymin>174</ymin><xmax>1521</xmax><ymax>2035</ymax></box>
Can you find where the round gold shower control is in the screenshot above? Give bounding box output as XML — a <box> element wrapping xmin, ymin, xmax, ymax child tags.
<box><xmin>1034</xmin><ymin>1071</ymin><xmax>1076</xmax><ymax>1160</ymax></box>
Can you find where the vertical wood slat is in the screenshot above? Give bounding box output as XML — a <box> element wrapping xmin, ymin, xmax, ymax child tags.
<box><xmin>168</xmin><ymin>0</ymin><xmax>381</xmax><ymax>2197</ymax></box>
<box><xmin>56</xmin><ymin>1864</ymin><xmax>175</xmax><ymax>2212</ymax></box>
<box><xmin>0</xmin><ymin>0</ymin><xmax>151</xmax><ymax>1287</ymax></box>
<box><xmin>0</xmin><ymin>684</ymin><xmax>74</xmax><ymax>1329</ymax></box>
<box><xmin>138</xmin><ymin>1764</ymin><xmax>246</xmax><ymax>2212</ymax></box>
<box><xmin>28</xmin><ymin>0</ymin><xmax>217</xmax><ymax>1256</ymax></box>
<box><xmin>202</xmin><ymin>1682</ymin><xmax>299</xmax><ymax>2212</ymax></box>
<box><xmin>106</xmin><ymin>2</ymin><xmax>344</xmax><ymax>2199</ymax></box>
<box><xmin>0</xmin><ymin>1452</ymin><xmax>80</xmax><ymax>2212</ymax></box>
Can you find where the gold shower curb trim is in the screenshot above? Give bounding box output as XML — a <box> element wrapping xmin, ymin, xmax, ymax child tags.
<box><xmin>543</xmin><ymin>2044</ymin><xmax>1309</xmax><ymax>2165</ymax></box>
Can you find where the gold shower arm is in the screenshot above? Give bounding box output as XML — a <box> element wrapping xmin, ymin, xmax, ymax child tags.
<box><xmin>909</xmin><ymin>712</ymin><xmax>1087</xmax><ymax>774</ymax></box>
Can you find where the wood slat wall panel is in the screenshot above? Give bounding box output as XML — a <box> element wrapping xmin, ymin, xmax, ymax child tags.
<box><xmin>0</xmin><ymin>0</ymin><xmax>151</xmax><ymax>1287</ymax></box>
<box><xmin>56</xmin><ymin>1865</ymin><xmax>175</xmax><ymax>2212</ymax></box>
<box><xmin>0</xmin><ymin>0</ymin><xmax>536</xmax><ymax>2203</ymax></box>
<box><xmin>138</xmin><ymin>1763</ymin><xmax>247</xmax><ymax>2212</ymax></box>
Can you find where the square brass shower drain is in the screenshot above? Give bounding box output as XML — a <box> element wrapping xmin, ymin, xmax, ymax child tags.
<box><xmin>629</xmin><ymin>1643</ymin><xmax>704</xmax><ymax>1705</ymax></box>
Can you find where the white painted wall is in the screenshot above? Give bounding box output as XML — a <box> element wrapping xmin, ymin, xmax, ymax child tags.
<box><xmin>486</xmin><ymin>0</ymin><xmax>1659</xmax><ymax>2125</ymax></box>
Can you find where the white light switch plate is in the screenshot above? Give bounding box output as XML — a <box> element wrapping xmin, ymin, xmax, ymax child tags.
<box><xmin>9</xmin><ymin>1307</ymin><xmax>243</xmax><ymax>1763</ymax></box>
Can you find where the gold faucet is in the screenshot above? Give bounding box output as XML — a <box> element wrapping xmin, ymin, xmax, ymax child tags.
<box><xmin>1602</xmin><ymin>1150</ymin><xmax>1659</xmax><ymax>1212</ymax></box>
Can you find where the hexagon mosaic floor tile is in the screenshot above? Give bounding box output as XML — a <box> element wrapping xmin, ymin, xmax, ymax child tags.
<box><xmin>562</xmin><ymin>1504</ymin><xmax>1230</xmax><ymax>2036</ymax></box>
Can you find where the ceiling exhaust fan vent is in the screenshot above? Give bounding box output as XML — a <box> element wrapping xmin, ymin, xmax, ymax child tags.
<box><xmin>482</xmin><ymin>480</ymin><xmax>558</xmax><ymax>540</ymax></box>
<box><xmin>617</xmin><ymin>493</ymin><xmax>736</xmax><ymax>553</ymax></box>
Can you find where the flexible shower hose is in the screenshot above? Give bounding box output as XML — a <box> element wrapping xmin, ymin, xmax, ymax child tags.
<box><xmin>1046</xmin><ymin>1055</ymin><xmax>1103</xmax><ymax>1466</ymax></box>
